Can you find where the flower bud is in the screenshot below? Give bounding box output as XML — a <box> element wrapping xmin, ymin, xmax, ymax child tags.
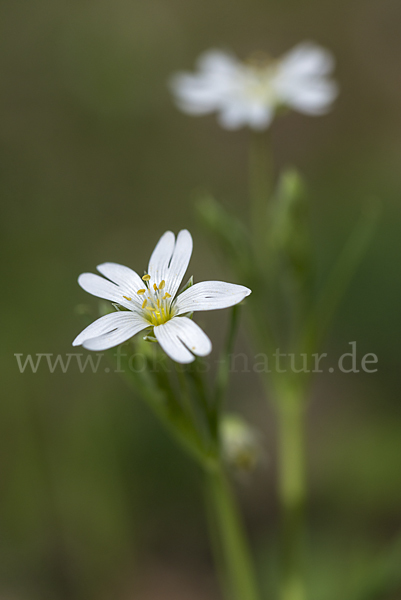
<box><xmin>221</xmin><ymin>414</ymin><xmax>262</xmax><ymax>473</ymax></box>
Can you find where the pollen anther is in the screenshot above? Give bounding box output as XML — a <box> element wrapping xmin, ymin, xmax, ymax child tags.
<box><xmin>139</xmin><ymin>276</ymin><xmax>174</xmax><ymax>326</ymax></box>
<box><xmin>123</xmin><ymin>295</ymin><xmax>132</xmax><ymax>301</ymax></box>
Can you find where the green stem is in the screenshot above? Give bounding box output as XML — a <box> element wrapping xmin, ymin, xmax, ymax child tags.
<box><xmin>110</xmin><ymin>346</ymin><xmax>259</xmax><ymax>599</ymax></box>
<box><xmin>247</xmin><ymin>130</ymin><xmax>278</xmax><ymax>358</ymax></box>
<box><xmin>205</xmin><ymin>464</ymin><xmax>262</xmax><ymax>600</ymax></box>
<box><xmin>249</xmin><ymin>127</ymin><xmax>309</xmax><ymax>600</ymax></box>
<box><xmin>275</xmin><ymin>382</ymin><xmax>307</xmax><ymax>600</ymax></box>
<box><xmin>113</xmin><ymin>350</ymin><xmax>207</xmax><ymax>466</ymax></box>
<box><xmin>249</xmin><ymin>130</ymin><xmax>273</xmax><ymax>259</ymax></box>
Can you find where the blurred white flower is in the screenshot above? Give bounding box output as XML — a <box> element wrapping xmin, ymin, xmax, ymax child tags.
<box><xmin>170</xmin><ymin>42</ymin><xmax>338</xmax><ymax>130</ymax></box>
<box><xmin>73</xmin><ymin>230</ymin><xmax>251</xmax><ymax>363</ymax></box>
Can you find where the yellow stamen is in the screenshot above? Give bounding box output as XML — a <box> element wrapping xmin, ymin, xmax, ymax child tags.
<box><xmin>137</xmin><ymin>289</ymin><xmax>146</xmax><ymax>295</ymax></box>
<box><xmin>142</xmin><ymin>299</ymin><xmax>147</xmax><ymax>309</ymax></box>
<box><xmin>142</xmin><ymin>274</ymin><xmax>151</xmax><ymax>281</ymax></box>
<box><xmin>163</xmin><ymin>292</ymin><xmax>171</xmax><ymax>299</ymax></box>
<box><xmin>159</xmin><ymin>280</ymin><xmax>165</xmax><ymax>290</ymax></box>
<box><xmin>157</xmin><ymin>299</ymin><xmax>160</xmax><ymax>308</ymax></box>
<box><xmin>153</xmin><ymin>283</ymin><xmax>158</xmax><ymax>291</ymax></box>
<box><xmin>123</xmin><ymin>295</ymin><xmax>132</xmax><ymax>301</ymax></box>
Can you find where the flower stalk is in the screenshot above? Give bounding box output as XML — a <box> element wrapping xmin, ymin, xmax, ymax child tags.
<box><xmin>104</xmin><ymin>308</ymin><xmax>261</xmax><ymax>600</ymax></box>
<box><xmin>275</xmin><ymin>383</ymin><xmax>307</xmax><ymax>600</ymax></box>
<box><xmin>249</xmin><ymin>129</ymin><xmax>309</xmax><ymax>600</ymax></box>
<box><xmin>249</xmin><ymin>130</ymin><xmax>273</xmax><ymax>261</ymax></box>
<box><xmin>203</xmin><ymin>305</ymin><xmax>262</xmax><ymax>600</ymax></box>
<box><xmin>205</xmin><ymin>463</ymin><xmax>261</xmax><ymax>600</ymax></box>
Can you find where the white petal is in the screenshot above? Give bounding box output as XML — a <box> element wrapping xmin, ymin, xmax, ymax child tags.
<box><xmin>281</xmin><ymin>80</ymin><xmax>339</xmax><ymax>114</ymax></box>
<box><xmin>73</xmin><ymin>311</ymin><xmax>148</xmax><ymax>347</ymax></box>
<box><xmin>169</xmin><ymin>74</ymin><xmax>225</xmax><ymax>114</ymax></box>
<box><xmin>247</xmin><ymin>103</ymin><xmax>274</xmax><ymax>130</ymax></box>
<box><xmin>170</xmin><ymin>317</ymin><xmax>212</xmax><ymax>357</ymax></box>
<box><xmin>148</xmin><ymin>230</ymin><xmax>175</xmax><ymax>287</ymax></box>
<box><xmin>273</xmin><ymin>42</ymin><xmax>338</xmax><ymax>115</ymax></box>
<box><xmin>279</xmin><ymin>42</ymin><xmax>335</xmax><ymax>78</ymax></box>
<box><xmin>78</xmin><ymin>273</ymin><xmax>139</xmax><ymax>310</ymax></box>
<box><xmin>197</xmin><ymin>49</ymin><xmax>239</xmax><ymax>76</ymax></box>
<box><xmin>218</xmin><ymin>102</ymin><xmax>249</xmax><ymax>129</ymax></box>
<box><xmin>96</xmin><ymin>262</ymin><xmax>144</xmax><ymax>307</ymax></box>
<box><xmin>170</xmin><ymin>50</ymin><xmax>239</xmax><ymax>116</ymax></box>
<box><xmin>175</xmin><ymin>281</ymin><xmax>251</xmax><ymax>314</ymax></box>
<box><xmin>164</xmin><ymin>229</ymin><xmax>193</xmax><ymax>298</ymax></box>
<box><xmin>154</xmin><ymin>316</ymin><xmax>211</xmax><ymax>363</ymax></box>
<box><xmin>154</xmin><ymin>319</ymin><xmax>195</xmax><ymax>363</ymax></box>
<box><xmin>81</xmin><ymin>315</ymin><xmax>149</xmax><ymax>351</ymax></box>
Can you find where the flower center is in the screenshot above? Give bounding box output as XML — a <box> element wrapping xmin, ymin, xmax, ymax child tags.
<box><xmin>241</xmin><ymin>53</ymin><xmax>279</xmax><ymax>104</ymax></box>
<box><xmin>137</xmin><ymin>274</ymin><xmax>173</xmax><ymax>326</ymax></box>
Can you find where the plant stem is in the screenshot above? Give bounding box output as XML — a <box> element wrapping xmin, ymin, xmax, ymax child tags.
<box><xmin>249</xmin><ymin>130</ymin><xmax>272</xmax><ymax>260</ymax></box>
<box><xmin>113</xmin><ymin>349</ymin><xmax>207</xmax><ymax>466</ymax></box>
<box><xmin>205</xmin><ymin>464</ymin><xmax>262</xmax><ymax>600</ymax></box>
<box><xmin>249</xmin><ymin>128</ymin><xmax>308</xmax><ymax>600</ymax></box>
<box><xmin>275</xmin><ymin>382</ymin><xmax>307</xmax><ymax>600</ymax></box>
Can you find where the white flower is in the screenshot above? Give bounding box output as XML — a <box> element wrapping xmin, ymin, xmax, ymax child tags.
<box><xmin>73</xmin><ymin>230</ymin><xmax>251</xmax><ymax>363</ymax></box>
<box><xmin>170</xmin><ymin>42</ymin><xmax>338</xmax><ymax>130</ymax></box>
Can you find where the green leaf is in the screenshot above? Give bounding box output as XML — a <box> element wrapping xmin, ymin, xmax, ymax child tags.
<box><xmin>301</xmin><ymin>199</ymin><xmax>381</xmax><ymax>355</ymax></box>
<box><xmin>196</xmin><ymin>194</ymin><xmax>254</xmax><ymax>281</ymax></box>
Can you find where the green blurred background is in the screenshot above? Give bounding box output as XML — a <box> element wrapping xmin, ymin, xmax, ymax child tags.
<box><xmin>1</xmin><ymin>0</ymin><xmax>401</xmax><ymax>598</ymax></box>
